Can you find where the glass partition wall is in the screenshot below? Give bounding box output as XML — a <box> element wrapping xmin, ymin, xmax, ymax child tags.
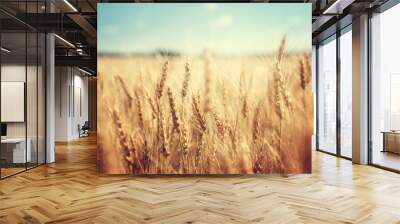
<box><xmin>316</xmin><ymin>26</ymin><xmax>352</xmax><ymax>159</ymax></box>
<box><xmin>0</xmin><ymin>2</ymin><xmax>46</xmax><ymax>179</ymax></box>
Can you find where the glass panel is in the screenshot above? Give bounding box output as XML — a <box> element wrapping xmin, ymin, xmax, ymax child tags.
<box><xmin>27</xmin><ymin>30</ymin><xmax>38</xmax><ymax>169</ymax></box>
<box><xmin>340</xmin><ymin>28</ymin><xmax>352</xmax><ymax>158</ymax></box>
<box><xmin>38</xmin><ymin>33</ymin><xmax>45</xmax><ymax>165</ymax></box>
<box><xmin>371</xmin><ymin>5</ymin><xmax>400</xmax><ymax>171</ymax></box>
<box><xmin>26</xmin><ymin>0</ymin><xmax>39</xmax><ymax>169</ymax></box>
<box><xmin>1</xmin><ymin>30</ymin><xmax>28</xmax><ymax>177</ymax></box>
<box><xmin>317</xmin><ymin>36</ymin><xmax>337</xmax><ymax>154</ymax></box>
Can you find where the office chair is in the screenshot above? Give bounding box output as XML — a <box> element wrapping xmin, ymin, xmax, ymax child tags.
<box><xmin>79</xmin><ymin>121</ymin><xmax>90</xmax><ymax>138</ymax></box>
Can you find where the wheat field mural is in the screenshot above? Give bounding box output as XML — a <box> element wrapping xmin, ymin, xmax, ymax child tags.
<box><xmin>97</xmin><ymin>3</ymin><xmax>312</xmax><ymax>174</ymax></box>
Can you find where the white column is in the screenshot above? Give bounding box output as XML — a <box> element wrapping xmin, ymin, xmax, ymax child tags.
<box><xmin>45</xmin><ymin>0</ymin><xmax>56</xmax><ymax>163</ymax></box>
<box><xmin>46</xmin><ymin>32</ymin><xmax>55</xmax><ymax>163</ymax></box>
<box><xmin>352</xmin><ymin>14</ymin><xmax>369</xmax><ymax>164</ymax></box>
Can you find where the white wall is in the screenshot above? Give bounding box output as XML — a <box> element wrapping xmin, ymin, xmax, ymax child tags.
<box><xmin>1</xmin><ymin>65</ymin><xmax>26</xmax><ymax>81</ymax></box>
<box><xmin>1</xmin><ymin>65</ymin><xmax>35</xmax><ymax>138</ymax></box>
<box><xmin>1</xmin><ymin>65</ymin><xmax>27</xmax><ymax>142</ymax></box>
<box><xmin>72</xmin><ymin>73</ymin><xmax>89</xmax><ymax>138</ymax></box>
<box><xmin>55</xmin><ymin>67</ymin><xmax>89</xmax><ymax>141</ymax></box>
<box><xmin>55</xmin><ymin>67</ymin><xmax>70</xmax><ymax>141</ymax></box>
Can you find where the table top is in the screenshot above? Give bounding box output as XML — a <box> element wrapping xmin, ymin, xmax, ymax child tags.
<box><xmin>381</xmin><ymin>131</ymin><xmax>400</xmax><ymax>134</ymax></box>
<box><xmin>1</xmin><ymin>138</ymin><xmax>29</xmax><ymax>143</ymax></box>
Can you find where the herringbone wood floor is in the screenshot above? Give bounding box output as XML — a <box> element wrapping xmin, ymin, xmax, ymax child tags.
<box><xmin>1</xmin><ymin>135</ymin><xmax>400</xmax><ymax>224</ymax></box>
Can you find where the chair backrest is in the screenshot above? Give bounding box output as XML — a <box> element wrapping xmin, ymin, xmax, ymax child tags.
<box><xmin>82</xmin><ymin>121</ymin><xmax>90</xmax><ymax>129</ymax></box>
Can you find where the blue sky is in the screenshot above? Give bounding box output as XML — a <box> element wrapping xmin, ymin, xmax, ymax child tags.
<box><xmin>98</xmin><ymin>3</ymin><xmax>311</xmax><ymax>55</ymax></box>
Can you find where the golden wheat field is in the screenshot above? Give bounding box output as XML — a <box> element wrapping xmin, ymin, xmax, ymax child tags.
<box><xmin>98</xmin><ymin>39</ymin><xmax>313</xmax><ymax>174</ymax></box>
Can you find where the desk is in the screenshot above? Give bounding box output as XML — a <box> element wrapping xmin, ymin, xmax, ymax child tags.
<box><xmin>382</xmin><ymin>131</ymin><xmax>400</xmax><ymax>154</ymax></box>
<box><xmin>1</xmin><ymin>138</ymin><xmax>31</xmax><ymax>163</ymax></box>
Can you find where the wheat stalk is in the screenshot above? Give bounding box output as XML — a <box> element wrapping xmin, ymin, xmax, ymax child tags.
<box><xmin>192</xmin><ymin>94</ymin><xmax>206</xmax><ymax>172</ymax></box>
<box><xmin>242</xmin><ymin>96</ymin><xmax>249</xmax><ymax>118</ymax></box>
<box><xmin>134</xmin><ymin>90</ymin><xmax>145</xmax><ymax>130</ymax></box>
<box><xmin>299</xmin><ymin>55</ymin><xmax>311</xmax><ymax>90</ymax></box>
<box><xmin>211</xmin><ymin>109</ymin><xmax>225</xmax><ymax>141</ymax></box>
<box><xmin>167</xmin><ymin>87</ymin><xmax>180</xmax><ymax>133</ymax></box>
<box><xmin>270</xmin><ymin>36</ymin><xmax>288</xmax><ymax>171</ymax></box>
<box><xmin>305</xmin><ymin>53</ymin><xmax>312</xmax><ymax>77</ymax></box>
<box><xmin>155</xmin><ymin>61</ymin><xmax>169</xmax><ymax>100</ymax></box>
<box><xmin>299</xmin><ymin>59</ymin><xmax>306</xmax><ymax>89</ymax></box>
<box><xmin>203</xmin><ymin>51</ymin><xmax>212</xmax><ymax>114</ymax></box>
<box><xmin>281</xmin><ymin>72</ymin><xmax>293</xmax><ymax>111</ymax></box>
<box><xmin>180</xmin><ymin>124</ymin><xmax>189</xmax><ymax>172</ymax></box>
<box><xmin>276</xmin><ymin>35</ymin><xmax>286</xmax><ymax>66</ymax></box>
<box><xmin>252</xmin><ymin>103</ymin><xmax>261</xmax><ymax>145</ymax></box>
<box><xmin>134</xmin><ymin>90</ymin><xmax>151</xmax><ymax>172</ymax></box>
<box><xmin>147</xmin><ymin>96</ymin><xmax>157</xmax><ymax>120</ymax></box>
<box><xmin>192</xmin><ymin>94</ymin><xmax>207</xmax><ymax>133</ymax></box>
<box><xmin>226</xmin><ymin>121</ymin><xmax>238</xmax><ymax>165</ymax></box>
<box><xmin>158</xmin><ymin>108</ymin><xmax>169</xmax><ymax>159</ymax></box>
<box><xmin>181</xmin><ymin>62</ymin><xmax>191</xmax><ymax>99</ymax></box>
<box><xmin>111</xmin><ymin>110</ymin><xmax>134</xmax><ymax>173</ymax></box>
<box><xmin>181</xmin><ymin>124</ymin><xmax>188</xmax><ymax>155</ymax></box>
<box><xmin>251</xmin><ymin>102</ymin><xmax>262</xmax><ymax>173</ymax></box>
<box><xmin>116</xmin><ymin>75</ymin><xmax>133</xmax><ymax>108</ymax></box>
<box><xmin>153</xmin><ymin>60</ymin><xmax>170</xmax><ymax>170</ymax></box>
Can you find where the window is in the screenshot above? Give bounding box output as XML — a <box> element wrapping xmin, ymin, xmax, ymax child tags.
<box><xmin>317</xmin><ymin>36</ymin><xmax>337</xmax><ymax>154</ymax></box>
<box><xmin>339</xmin><ymin>27</ymin><xmax>352</xmax><ymax>158</ymax></box>
<box><xmin>370</xmin><ymin>3</ymin><xmax>400</xmax><ymax>171</ymax></box>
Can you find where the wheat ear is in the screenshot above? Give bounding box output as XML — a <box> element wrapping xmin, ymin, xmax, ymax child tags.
<box><xmin>167</xmin><ymin>87</ymin><xmax>180</xmax><ymax>133</ymax></box>
<box><xmin>203</xmin><ymin>51</ymin><xmax>212</xmax><ymax>114</ymax></box>
<box><xmin>211</xmin><ymin>109</ymin><xmax>225</xmax><ymax>141</ymax></box>
<box><xmin>134</xmin><ymin>91</ymin><xmax>144</xmax><ymax>130</ymax></box>
<box><xmin>192</xmin><ymin>94</ymin><xmax>207</xmax><ymax>132</ymax></box>
<box><xmin>116</xmin><ymin>75</ymin><xmax>133</xmax><ymax>108</ymax></box>
<box><xmin>192</xmin><ymin>94</ymin><xmax>206</xmax><ymax>172</ymax></box>
<box><xmin>299</xmin><ymin>59</ymin><xmax>306</xmax><ymax>89</ymax></box>
<box><xmin>155</xmin><ymin>61</ymin><xmax>169</xmax><ymax>100</ymax></box>
<box><xmin>111</xmin><ymin>110</ymin><xmax>134</xmax><ymax>172</ymax></box>
<box><xmin>181</xmin><ymin>62</ymin><xmax>191</xmax><ymax>100</ymax></box>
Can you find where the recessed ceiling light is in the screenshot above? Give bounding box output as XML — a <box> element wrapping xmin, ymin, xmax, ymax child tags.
<box><xmin>63</xmin><ymin>0</ymin><xmax>78</xmax><ymax>12</ymax></box>
<box><xmin>323</xmin><ymin>0</ymin><xmax>354</xmax><ymax>15</ymax></box>
<box><xmin>1</xmin><ymin>47</ymin><xmax>11</xmax><ymax>53</ymax></box>
<box><xmin>78</xmin><ymin>67</ymin><xmax>93</xmax><ymax>76</ymax></box>
<box><xmin>54</xmin><ymin>34</ymin><xmax>75</xmax><ymax>48</ymax></box>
